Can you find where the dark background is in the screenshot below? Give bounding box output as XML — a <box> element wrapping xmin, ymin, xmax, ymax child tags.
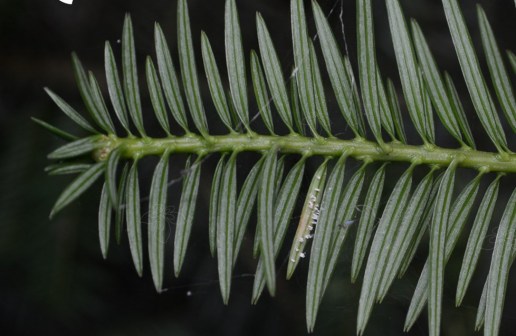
<box><xmin>0</xmin><ymin>0</ymin><xmax>515</xmax><ymax>335</ymax></box>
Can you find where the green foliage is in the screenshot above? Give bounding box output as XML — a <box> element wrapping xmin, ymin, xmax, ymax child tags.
<box><xmin>38</xmin><ymin>0</ymin><xmax>515</xmax><ymax>335</ymax></box>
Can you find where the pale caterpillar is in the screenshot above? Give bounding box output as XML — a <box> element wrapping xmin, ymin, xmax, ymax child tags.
<box><xmin>286</xmin><ymin>159</ymin><xmax>329</xmax><ymax>279</ymax></box>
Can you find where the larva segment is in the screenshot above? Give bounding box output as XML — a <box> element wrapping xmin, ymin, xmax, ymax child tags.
<box><xmin>286</xmin><ymin>159</ymin><xmax>329</xmax><ymax>279</ymax></box>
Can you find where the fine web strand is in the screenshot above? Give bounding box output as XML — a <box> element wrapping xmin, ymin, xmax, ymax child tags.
<box><xmin>146</xmin><ymin>0</ymin><xmax>348</xmax><ymax>194</ymax></box>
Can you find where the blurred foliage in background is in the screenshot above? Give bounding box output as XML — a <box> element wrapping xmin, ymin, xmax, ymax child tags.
<box><xmin>0</xmin><ymin>0</ymin><xmax>514</xmax><ymax>335</ymax></box>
